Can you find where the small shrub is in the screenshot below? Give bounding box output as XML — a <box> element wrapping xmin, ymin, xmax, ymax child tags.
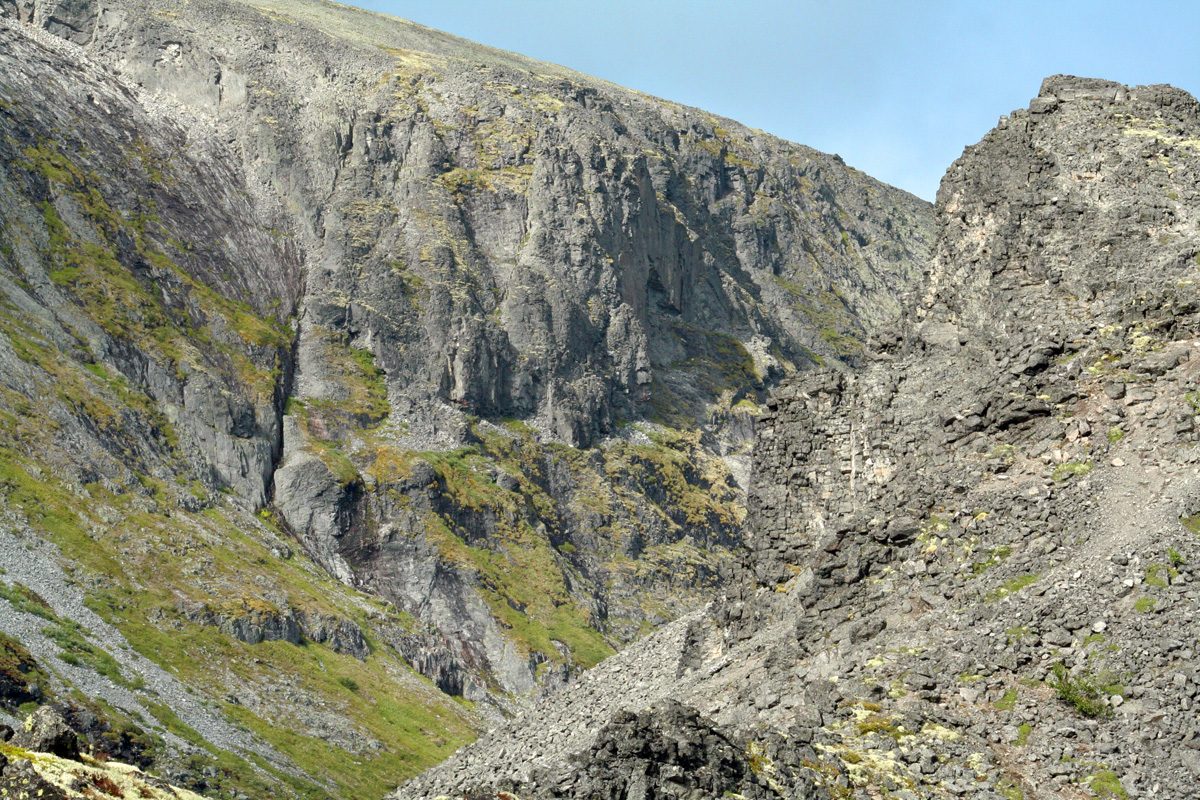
<box><xmin>337</xmin><ymin>676</ymin><xmax>359</xmax><ymax>693</ymax></box>
<box><xmin>90</xmin><ymin>772</ymin><xmax>125</xmax><ymax>797</ymax></box>
<box><xmin>1048</xmin><ymin>663</ymin><xmax>1111</xmax><ymax>718</ymax></box>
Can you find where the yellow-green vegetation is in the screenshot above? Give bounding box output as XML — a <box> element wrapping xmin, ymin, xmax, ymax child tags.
<box><xmin>0</xmin><ymin>581</ymin><xmax>57</xmax><ymax>621</ymax></box>
<box><xmin>1134</xmin><ymin>597</ymin><xmax>1157</xmax><ymax>613</ymax></box>
<box><xmin>1052</xmin><ymin>460</ymin><xmax>1094</xmax><ymax>482</ymax></box>
<box><xmin>302</xmin><ymin>328</ymin><xmax>390</xmax><ymax>425</ymax></box>
<box><xmin>0</xmin><ymin>742</ymin><xmax>207</xmax><ymax>800</ymax></box>
<box><xmin>0</xmin><ymin>440</ymin><xmax>475</xmax><ymax>800</ymax></box>
<box><xmin>1182</xmin><ymin>513</ymin><xmax>1200</xmax><ymax>536</ymax></box>
<box><xmin>654</xmin><ymin>321</ymin><xmax>761</xmax><ymax>426</ymax></box>
<box><xmin>1005</xmin><ymin>625</ymin><xmax>1031</xmax><ymax>644</ymax></box>
<box><xmin>604</xmin><ymin>426</ymin><xmax>744</xmax><ymax>529</ymax></box>
<box><xmin>442</xmin><ymin>155</ymin><xmax>535</xmax><ymax>199</ymax></box>
<box><xmin>985</xmin><ymin>573</ymin><xmax>1038</xmax><ymax>601</ymax></box>
<box><xmin>287</xmin><ymin>330</ymin><xmax>391</xmax><ymax>484</ymax></box>
<box><xmin>995</xmin><ymin>688</ymin><xmax>1018</xmax><ymax>711</ymax></box>
<box><xmin>331</xmin><ymin>415</ymin><xmax>744</xmax><ymax>668</ymax></box>
<box><xmin>341</xmin><ymin>197</ymin><xmax>398</xmax><ymax>250</ymax></box>
<box><xmin>0</xmin><ymin>630</ymin><xmax>53</xmax><ymax>706</ymax></box>
<box><xmin>745</xmin><ymin>740</ymin><xmax>786</xmax><ymax>795</ymax></box>
<box><xmin>971</xmin><ymin>545</ymin><xmax>1012</xmax><ymax>575</ymax></box>
<box><xmin>387</xmin><ymin>258</ymin><xmax>427</xmax><ymax>303</ymax></box>
<box><xmin>772</xmin><ymin>276</ymin><xmax>863</xmax><ymax>358</ymax></box>
<box><xmin>1144</xmin><ymin>562</ymin><xmax>1177</xmax><ymax>587</ymax></box>
<box><xmin>19</xmin><ymin>138</ymin><xmax>292</xmax><ymax>403</ymax></box>
<box><xmin>1088</xmin><ymin>769</ymin><xmax>1129</xmax><ymax>799</ymax></box>
<box><xmin>819</xmin><ymin>326</ymin><xmax>861</xmax><ymax>357</ymax></box>
<box><xmin>997</xmin><ymin>776</ymin><xmax>1025</xmax><ymax>800</ymax></box>
<box><xmin>1015</xmin><ymin>722</ymin><xmax>1032</xmax><ymax>746</ymax></box>
<box><xmin>813</xmin><ymin>704</ymin><xmax>920</xmax><ymax>796</ymax></box>
<box><xmin>1107</xmin><ymin>426</ymin><xmax>1125</xmax><ymax>443</ymax></box>
<box><xmin>42</xmin><ymin>620</ymin><xmax>144</xmax><ymax>690</ymax></box>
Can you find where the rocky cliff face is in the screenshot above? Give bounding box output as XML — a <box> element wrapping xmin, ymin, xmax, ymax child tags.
<box><xmin>398</xmin><ymin>76</ymin><xmax>1200</xmax><ymax>800</ymax></box>
<box><xmin>0</xmin><ymin>0</ymin><xmax>934</xmax><ymax>797</ymax></box>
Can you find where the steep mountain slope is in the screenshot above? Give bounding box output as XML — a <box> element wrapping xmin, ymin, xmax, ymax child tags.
<box><xmin>0</xmin><ymin>0</ymin><xmax>932</xmax><ymax>797</ymax></box>
<box><xmin>0</xmin><ymin>21</ymin><xmax>477</xmax><ymax>800</ymax></box>
<box><xmin>398</xmin><ymin>76</ymin><xmax>1200</xmax><ymax>800</ymax></box>
<box><xmin>0</xmin><ymin>0</ymin><xmax>934</xmax><ymax>701</ymax></box>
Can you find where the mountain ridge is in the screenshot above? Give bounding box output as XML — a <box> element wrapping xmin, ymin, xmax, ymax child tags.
<box><xmin>396</xmin><ymin>73</ymin><xmax>1200</xmax><ymax>800</ymax></box>
<box><xmin>0</xmin><ymin>2</ymin><xmax>933</xmax><ymax>797</ymax></box>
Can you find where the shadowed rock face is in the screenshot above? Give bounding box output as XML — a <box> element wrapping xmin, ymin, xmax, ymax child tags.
<box><xmin>13</xmin><ymin>0</ymin><xmax>934</xmax><ymax>446</ymax></box>
<box><xmin>397</xmin><ymin>77</ymin><xmax>1200</xmax><ymax>800</ymax></box>
<box><xmin>0</xmin><ymin>20</ymin><xmax>301</xmax><ymax>509</ymax></box>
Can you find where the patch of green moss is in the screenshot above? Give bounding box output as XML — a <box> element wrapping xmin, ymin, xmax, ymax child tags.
<box><xmin>985</xmin><ymin>574</ymin><xmax>1038</xmax><ymax>601</ymax></box>
<box><xmin>971</xmin><ymin>545</ymin><xmax>1012</xmax><ymax>575</ymax></box>
<box><xmin>38</xmin><ymin>201</ymin><xmax>187</xmax><ymax>365</ymax></box>
<box><xmin>294</xmin><ymin>330</ymin><xmax>389</xmax><ymax>428</ymax></box>
<box><xmin>1089</xmin><ymin>769</ymin><xmax>1128</xmax><ymax>799</ymax></box>
<box><xmin>819</xmin><ymin>326</ymin><xmax>861</xmax><ymax>357</ymax></box>
<box><xmin>1052</xmin><ymin>460</ymin><xmax>1094</xmax><ymax>482</ymax></box>
<box><xmin>1005</xmin><ymin>625</ymin><xmax>1030</xmax><ymax>644</ymax></box>
<box><xmin>855</xmin><ymin>716</ymin><xmax>904</xmax><ymax>740</ymax></box>
<box><xmin>995</xmin><ymin>688</ymin><xmax>1017</xmax><ymax>711</ymax></box>
<box><xmin>654</xmin><ymin>320</ymin><xmax>760</xmax><ymax>425</ymax></box>
<box><xmin>420</xmin><ymin>501</ymin><xmax>613</xmax><ymax>670</ymax></box>
<box><xmin>1144</xmin><ymin>563</ymin><xmax>1176</xmax><ymax>587</ymax></box>
<box><xmin>996</xmin><ymin>777</ymin><xmax>1025</xmax><ymax>800</ymax></box>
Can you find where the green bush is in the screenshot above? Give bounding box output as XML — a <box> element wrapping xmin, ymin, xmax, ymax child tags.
<box><xmin>1048</xmin><ymin>663</ymin><xmax>1112</xmax><ymax>718</ymax></box>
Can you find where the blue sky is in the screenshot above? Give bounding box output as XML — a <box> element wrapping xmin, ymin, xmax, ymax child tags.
<box><xmin>351</xmin><ymin>1</ymin><xmax>1200</xmax><ymax>201</ymax></box>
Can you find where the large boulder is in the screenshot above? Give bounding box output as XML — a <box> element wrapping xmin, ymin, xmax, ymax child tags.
<box><xmin>11</xmin><ymin>706</ymin><xmax>81</xmax><ymax>761</ymax></box>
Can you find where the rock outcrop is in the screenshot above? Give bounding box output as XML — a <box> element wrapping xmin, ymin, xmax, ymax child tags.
<box><xmin>11</xmin><ymin>706</ymin><xmax>80</xmax><ymax>761</ymax></box>
<box><xmin>398</xmin><ymin>76</ymin><xmax>1200</xmax><ymax>800</ymax></box>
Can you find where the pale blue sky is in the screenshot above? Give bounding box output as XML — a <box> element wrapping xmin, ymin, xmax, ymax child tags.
<box><xmin>351</xmin><ymin>1</ymin><xmax>1200</xmax><ymax>201</ymax></box>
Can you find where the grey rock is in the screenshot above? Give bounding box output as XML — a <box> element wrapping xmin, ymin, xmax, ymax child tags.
<box><xmin>11</xmin><ymin>706</ymin><xmax>80</xmax><ymax>761</ymax></box>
